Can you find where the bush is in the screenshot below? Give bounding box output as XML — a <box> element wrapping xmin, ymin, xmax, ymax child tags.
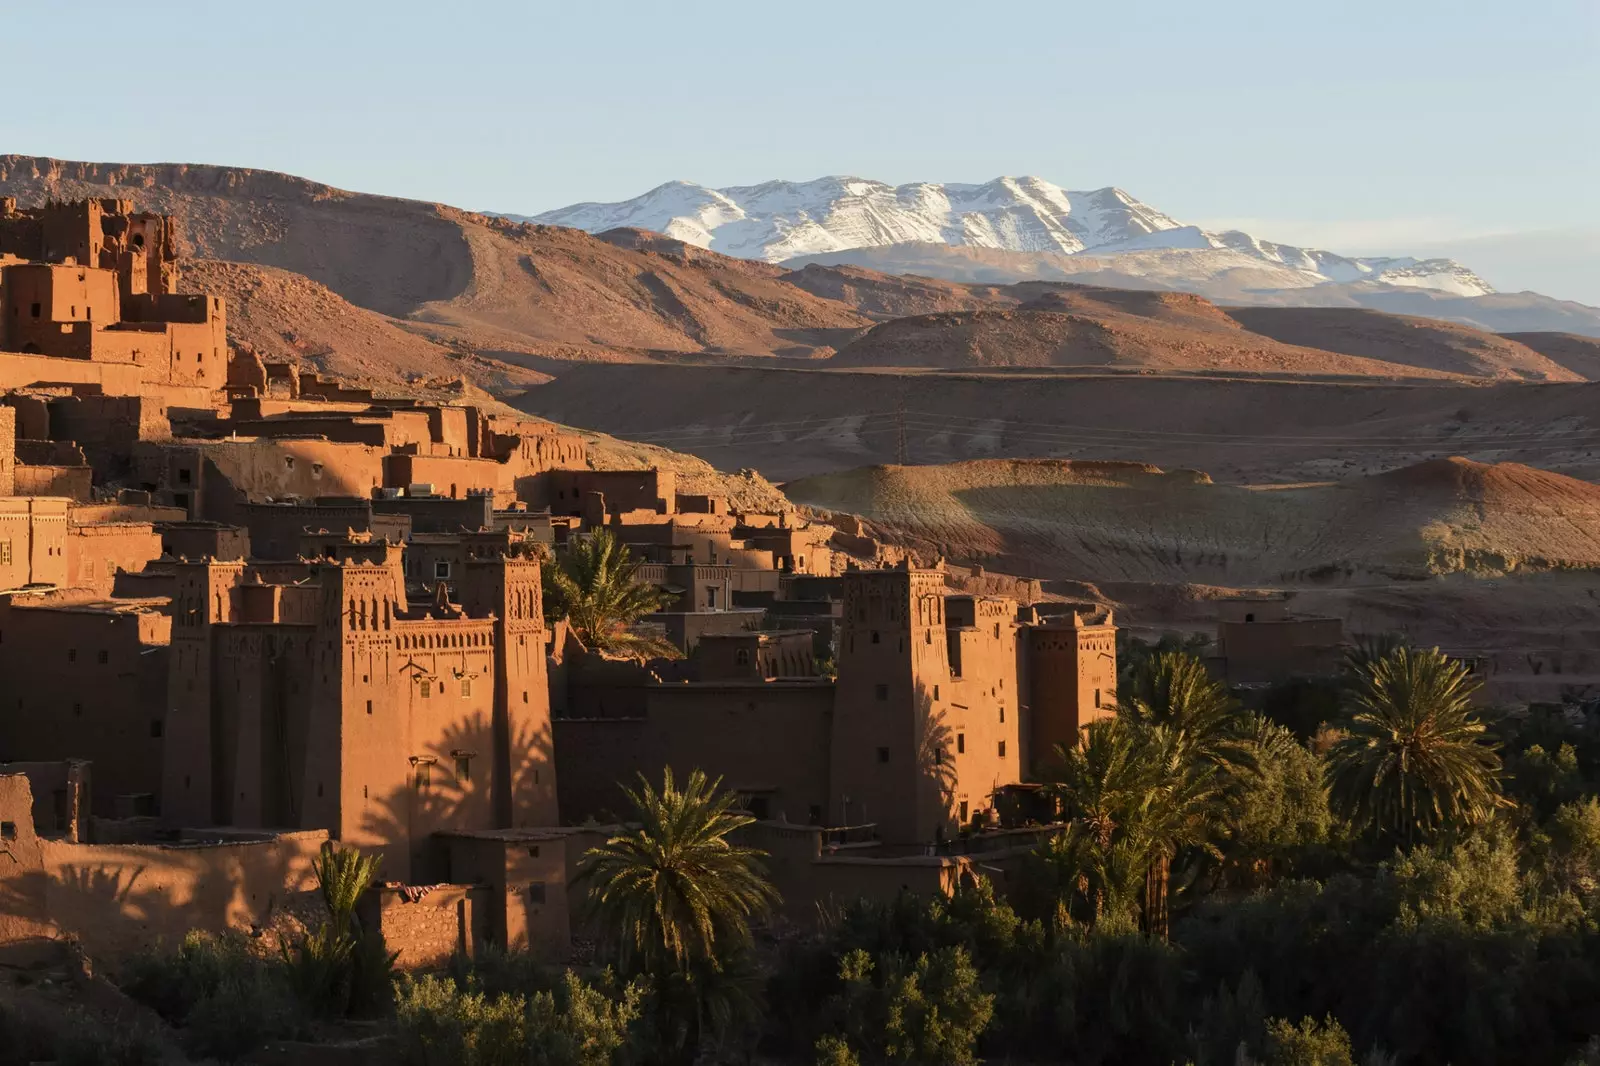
<box><xmin>1261</xmin><ymin>1015</ymin><xmax>1355</xmax><ymax>1066</ymax></box>
<box><xmin>394</xmin><ymin>970</ymin><xmax>642</xmax><ymax>1066</ymax></box>
<box><xmin>119</xmin><ymin>930</ymin><xmax>305</xmax><ymax>1061</ymax></box>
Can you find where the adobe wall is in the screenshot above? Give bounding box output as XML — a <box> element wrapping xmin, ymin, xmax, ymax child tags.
<box><xmin>942</xmin><ymin>596</ymin><xmax>1022</xmax><ymax>830</ymax></box>
<box><xmin>0</xmin><ymin>350</ymin><xmax>149</xmax><ymax>395</ymax></box>
<box><xmin>1026</xmin><ymin>622</ymin><xmax>1117</xmax><ymax>777</ymax></box>
<box><xmin>0</xmin><ymin>496</ymin><xmax>67</xmax><ymax>588</ymax></box>
<box><xmin>733</xmin><ymin>820</ymin><xmax>972</xmax><ymax>924</ymax></box>
<box><xmin>0</xmin><ymin>600</ymin><xmax>171</xmax><ymax>813</ymax></box>
<box><xmin>0</xmin><ymin>773</ymin><xmax>329</xmax><ymax>958</ymax></box>
<box><xmin>13</xmin><ymin>464</ymin><xmax>91</xmax><ymax>501</ymax></box>
<box><xmin>359</xmin><ymin>884</ymin><xmax>491</xmax><ymax>970</ymax></box>
<box><xmin>1218</xmin><ymin>617</ymin><xmax>1344</xmax><ymax>684</ymax></box>
<box><xmin>443</xmin><ymin>833</ymin><xmax>571</xmax><ymax>957</ymax></box>
<box><xmin>172</xmin><ymin>438</ymin><xmax>388</xmax><ymax>510</ymax></box>
<box><xmin>66</xmin><ymin>520</ymin><xmax>163</xmax><ymax>595</ymax></box>
<box><xmin>553</xmin><ymin>682</ymin><xmax>835</xmax><ymax>826</ymax></box>
<box><xmin>0</xmin><ymin>405</ymin><xmax>12</xmax><ymax>495</ymax></box>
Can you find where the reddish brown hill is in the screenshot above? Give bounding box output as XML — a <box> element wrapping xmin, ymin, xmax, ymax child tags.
<box><xmin>1502</xmin><ymin>332</ymin><xmax>1600</xmax><ymax>381</ymax></box>
<box><xmin>827</xmin><ymin>305</ymin><xmax>1466</xmax><ymax>378</ymax></box>
<box><xmin>182</xmin><ymin>260</ymin><xmax>550</xmax><ymax>392</ymax></box>
<box><xmin>0</xmin><ymin>156</ymin><xmax>870</xmax><ymax>366</ymax></box>
<box><xmin>780</xmin><ymin>263</ymin><xmax>1013</xmax><ymax>318</ymax></box>
<box><xmin>1225</xmin><ymin>307</ymin><xmax>1578</xmax><ymax>382</ymax></box>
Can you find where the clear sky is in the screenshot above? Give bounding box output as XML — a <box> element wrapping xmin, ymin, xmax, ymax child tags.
<box><xmin>7</xmin><ymin>0</ymin><xmax>1598</xmax><ymax>301</ymax></box>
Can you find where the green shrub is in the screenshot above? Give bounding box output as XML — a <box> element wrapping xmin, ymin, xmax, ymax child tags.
<box><xmin>394</xmin><ymin>970</ymin><xmax>642</xmax><ymax>1066</ymax></box>
<box><xmin>1262</xmin><ymin>1015</ymin><xmax>1356</xmax><ymax>1066</ymax></box>
<box><xmin>119</xmin><ymin>930</ymin><xmax>305</xmax><ymax>1061</ymax></box>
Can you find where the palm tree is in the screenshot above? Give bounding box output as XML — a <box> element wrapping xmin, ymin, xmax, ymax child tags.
<box><xmin>577</xmin><ymin>768</ymin><xmax>779</xmax><ymax>1058</ymax></box>
<box><xmin>1327</xmin><ymin>645</ymin><xmax>1504</xmax><ymax>848</ymax></box>
<box><xmin>1042</xmin><ymin>718</ymin><xmax>1156</xmax><ymax>925</ymax></box>
<box><xmin>1041</xmin><ymin>718</ymin><xmax>1226</xmax><ymax>936</ymax></box>
<box><xmin>542</xmin><ymin>528</ymin><xmax>677</xmax><ymax>658</ymax></box>
<box><xmin>1118</xmin><ymin>650</ymin><xmax>1254</xmax><ymax>776</ymax></box>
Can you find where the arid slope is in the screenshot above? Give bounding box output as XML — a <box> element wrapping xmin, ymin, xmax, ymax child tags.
<box><xmin>783</xmin><ymin>457</ymin><xmax>1600</xmax><ymax>584</ymax></box>
<box><xmin>831</xmin><ymin>289</ymin><xmax>1579</xmax><ymax>380</ymax></box>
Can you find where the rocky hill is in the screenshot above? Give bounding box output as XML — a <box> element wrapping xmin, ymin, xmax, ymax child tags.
<box><xmin>829</xmin><ymin>288</ymin><xmax>1579</xmax><ymax>380</ymax></box>
<box><xmin>783</xmin><ymin>457</ymin><xmax>1600</xmax><ymax>585</ymax></box>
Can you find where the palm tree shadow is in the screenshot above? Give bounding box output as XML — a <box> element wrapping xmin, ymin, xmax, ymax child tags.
<box><xmin>913</xmin><ymin>681</ymin><xmax>958</xmax><ymax>845</ymax></box>
<box><xmin>357</xmin><ymin>710</ymin><xmax>556</xmax><ymax>882</ymax></box>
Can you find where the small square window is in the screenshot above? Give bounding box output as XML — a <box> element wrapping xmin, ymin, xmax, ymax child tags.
<box><xmin>527</xmin><ymin>882</ymin><xmax>547</xmax><ymax>904</ymax></box>
<box><xmin>177</xmin><ymin>468</ymin><xmax>192</xmax><ymax>485</ymax></box>
<box><xmin>527</xmin><ymin>845</ymin><xmax>540</xmax><ymax>858</ymax></box>
<box><xmin>434</xmin><ymin>561</ymin><xmax>451</xmax><ymax>579</ymax></box>
<box><xmin>998</xmin><ymin>740</ymin><xmax>1007</xmax><ymax>758</ymax></box>
<box><xmin>455</xmin><ymin>755</ymin><xmax>471</xmax><ymax>782</ymax></box>
<box><xmin>870</xmin><ymin>631</ymin><xmax>880</xmax><ymax>644</ymax></box>
<box><xmin>876</xmin><ymin>746</ymin><xmax>890</xmax><ymax>764</ymax></box>
<box><xmin>0</xmin><ymin>821</ymin><xmax>15</xmax><ymax>840</ymax></box>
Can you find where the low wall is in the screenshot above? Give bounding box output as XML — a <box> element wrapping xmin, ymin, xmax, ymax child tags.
<box><xmin>0</xmin><ymin>776</ymin><xmax>329</xmax><ymax>958</ymax></box>
<box><xmin>360</xmin><ymin>883</ymin><xmax>490</xmax><ymax>970</ymax></box>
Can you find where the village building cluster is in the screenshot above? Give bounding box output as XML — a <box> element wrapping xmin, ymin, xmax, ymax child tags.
<box><xmin>0</xmin><ymin>200</ymin><xmax>1124</xmax><ymax>962</ymax></box>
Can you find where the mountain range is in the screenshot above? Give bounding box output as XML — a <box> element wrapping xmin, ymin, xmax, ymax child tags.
<box><xmin>527</xmin><ymin>176</ymin><xmax>1495</xmax><ymax>297</ymax></box>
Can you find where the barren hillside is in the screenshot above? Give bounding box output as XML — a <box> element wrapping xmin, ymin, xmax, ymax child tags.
<box><xmin>1225</xmin><ymin>308</ymin><xmax>1574</xmax><ymax>381</ymax></box>
<box><xmin>1503</xmin><ymin>332</ymin><xmax>1600</xmax><ymax>380</ymax></box>
<box><xmin>520</xmin><ymin>363</ymin><xmax>1600</xmax><ymax>484</ymax></box>
<box><xmin>0</xmin><ymin>156</ymin><xmax>870</xmax><ymax>366</ymax></box>
<box><xmin>183</xmin><ymin>259</ymin><xmax>550</xmax><ymax>392</ymax></box>
<box><xmin>783</xmin><ymin>457</ymin><xmax>1600</xmax><ymax>585</ymax></box>
<box><xmin>829</xmin><ymin>289</ymin><xmax>1579</xmax><ymax>380</ymax></box>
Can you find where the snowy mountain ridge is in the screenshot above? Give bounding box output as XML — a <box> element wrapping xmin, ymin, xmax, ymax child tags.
<box><xmin>522</xmin><ymin>176</ymin><xmax>1494</xmax><ymax>298</ymax></box>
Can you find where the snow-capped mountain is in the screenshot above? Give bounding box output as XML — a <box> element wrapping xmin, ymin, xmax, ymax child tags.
<box><xmin>523</xmin><ymin>176</ymin><xmax>1494</xmax><ymax>298</ymax></box>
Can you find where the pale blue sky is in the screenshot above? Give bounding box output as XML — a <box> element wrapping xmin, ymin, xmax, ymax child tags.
<box><xmin>6</xmin><ymin>1</ymin><xmax>1597</xmax><ymax>300</ymax></box>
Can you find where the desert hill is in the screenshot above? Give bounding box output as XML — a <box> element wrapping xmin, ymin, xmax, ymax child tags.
<box><xmin>783</xmin><ymin>456</ymin><xmax>1600</xmax><ymax>585</ymax></box>
<box><xmin>0</xmin><ymin>156</ymin><xmax>871</xmax><ymax>367</ymax></box>
<box><xmin>1503</xmin><ymin>332</ymin><xmax>1600</xmax><ymax>381</ymax></box>
<box><xmin>1222</xmin><ymin>307</ymin><xmax>1574</xmax><ymax>381</ymax></box>
<box><xmin>181</xmin><ymin>259</ymin><xmax>554</xmax><ymax>392</ymax></box>
<box><xmin>520</xmin><ymin>362</ymin><xmax>1600</xmax><ymax>485</ymax></box>
<box><xmin>828</xmin><ymin>287</ymin><xmax>1578</xmax><ymax>380</ymax></box>
<box><xmin>782</xmin><ymin>242</ymin><xmax>1600</xmax><ymax>338</ymax></box>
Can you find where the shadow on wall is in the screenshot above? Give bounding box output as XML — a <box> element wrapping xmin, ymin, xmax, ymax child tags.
<box><xmin>915</xmin><ymin>681</ymin><xmax>958</xmax><ymax>843</ymax></box>
<box><xmin>0</xmin><ymin>819</ymin><xmax>325</xmax><ymax>960</ymax></box>
<box><xmin>357</xmin><ymin>710</ymin><xmax>555</xmax><ymax>883</ymax></box>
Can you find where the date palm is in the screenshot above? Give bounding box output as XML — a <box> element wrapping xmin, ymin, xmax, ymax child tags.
<box><xmin>577</xmin><ymin>768</ymin><xmax>779</xmax><ymax>1060</ymax></box>
<box><xmin>577</xmin><ymin>768</ymin><xmax>779</xmax><ymax>975</ymax></box>
<box><xmin>1042</xmin><ymin>718</ymin><xmax>1225</xmax><ymax>936</ymax></box>
<box><xmin>1119</xmin><ymin>650</ymin><xmax>1254</xmax><ymax>777</ymax></box>
<box><xmin>542</xmin><ymin>528</ymin><xmax>677</xmax><ymax>658</ymax></box>
<box><xmin>1327</xmin><ymin>645</ymin><xmax>1504</xmax><ymax>847</ymax></box>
